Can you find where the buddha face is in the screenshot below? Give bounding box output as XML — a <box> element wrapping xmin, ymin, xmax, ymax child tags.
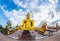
<box><xmin>26</xmin><ymin>13</ymin><xmax>30</xmax><ymax>19</ymax></box>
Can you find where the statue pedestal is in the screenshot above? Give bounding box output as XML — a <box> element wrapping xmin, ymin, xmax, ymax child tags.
<box><xmin>18</xmin><ymin>30</ymin><xmax>35</xmax><ymax>40</ymax></box>
<box><xmin>21</xmin><ymin>34</ymin><xmax>33</xmax><ymax>40</ymax></box>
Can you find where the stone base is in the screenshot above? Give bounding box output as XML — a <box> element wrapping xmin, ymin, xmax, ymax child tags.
<box><xmin>18</xmin><ymin>30</ymin><xmax>35</xmax><ymax>40</ymax></box>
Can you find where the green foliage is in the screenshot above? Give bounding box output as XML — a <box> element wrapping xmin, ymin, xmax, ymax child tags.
<box><xmin>0</xmin><ymin>25</ymin><xmax>5</xmax><ymax>34</ymax></box>
<box><xmin>0</xmin><ymin>25</ymin><xmax>9</xmax><ymax>35</ymax></box>
<box><xmin>0</xmin><ymin>26</ymin><xmax>3</xmax><ymax>32</ymax></box>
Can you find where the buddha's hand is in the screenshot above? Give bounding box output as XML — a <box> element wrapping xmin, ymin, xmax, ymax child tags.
<box><xmin>19</xmin><ymin>25</ymin><xmax>23</xmax><ymax>30</ymax></box>
<box><xmin>30</xmin><ymin>27</ymin><xmax>35</xmax><ymax>30</ymax></box>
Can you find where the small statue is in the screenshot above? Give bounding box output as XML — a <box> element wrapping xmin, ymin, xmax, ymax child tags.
<box><xmin>6</xmin><ymin>21</ymin><xmax>12</xmax><ymax>34</ymax></box>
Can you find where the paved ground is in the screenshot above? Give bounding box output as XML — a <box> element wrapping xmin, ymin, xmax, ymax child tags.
<box><xmin>0</xmin><ymin>30</ymin><xmax>60</xmax><ymax>41</ymax></box>
<box><xmin>45</xmin><ymin>30</ymin><xmax>60</xmax><ymax>41</ymax></box>
<box><xmin>0</xmin><ymin>32</ymin><xmax>17</xmax><ymax>41</ymax></box>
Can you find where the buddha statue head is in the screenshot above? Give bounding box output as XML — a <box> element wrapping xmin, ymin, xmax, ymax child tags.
<box><xmin>26</xmin><ymin>12</ymin><xmax>30</xmax><ymax>19</ymax></box>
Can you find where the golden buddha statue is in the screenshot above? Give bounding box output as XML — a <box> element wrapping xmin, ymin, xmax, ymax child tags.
<box><xmin>21</xmin><ymin>12</ymin><xmax>35</xmax><ymax>30</ymax></box>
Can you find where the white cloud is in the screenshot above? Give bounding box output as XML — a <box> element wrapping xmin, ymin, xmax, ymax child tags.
<box><xmin>1</xmin><ymin>6</ymin><xmax>27</xmax><ymax>27</ymax></box>
<box><xmin>13</xmin><ymin>0</ymin><xmax>39</xmax><ymax>11</ymax></box>
<box><xmin>1</xmin><ymin>0</ymin><xmax>60</xmax><ymax>27</ymax></box>
<box><xmin>49</xmin><ymin>0</ymin><xmax>58</xmax><ymax>4</ymax></box>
